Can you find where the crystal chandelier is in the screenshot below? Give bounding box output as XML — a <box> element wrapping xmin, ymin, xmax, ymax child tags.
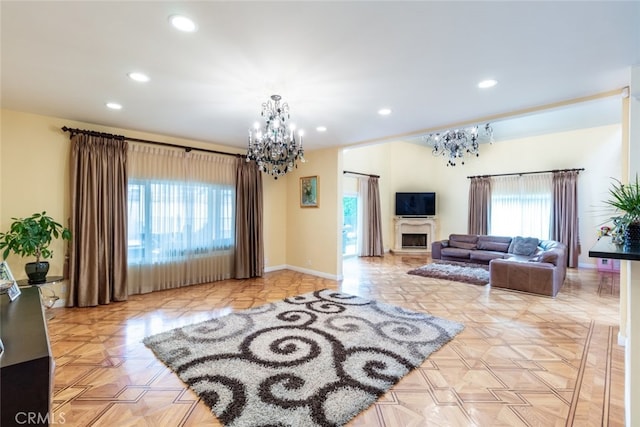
<box><xmin>246</xmin><ymin>94</ymin><xmax>305</xmax><ymax>179</ymax></box>
<box><xmin>423</xmin><ymin>123</ymin><xmax>493</xmax><ymax>166</ymax></box>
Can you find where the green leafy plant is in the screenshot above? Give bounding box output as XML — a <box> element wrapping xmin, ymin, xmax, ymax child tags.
<box><xmin>0</xmin><ymin>211</ymin><xmax>71</xmax><ymax>262</ymax></box>
<box><xmin>605</xmin><ymin>175</ymin><xmax>640</xmax><ymax>226</ymax></box>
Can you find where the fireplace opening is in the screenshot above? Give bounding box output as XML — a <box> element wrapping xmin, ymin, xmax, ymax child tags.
<box><xmin>402</xmin><ymin>233</ymin><xmax>427</xmax><ymax>249</ymax></box>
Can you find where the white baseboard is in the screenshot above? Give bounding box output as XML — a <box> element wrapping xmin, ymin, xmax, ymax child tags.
<box><xmin>618</xmin><ymin>331</ymin><xmax>627</xmax><ymax>347</ymax></box>
<box><xmin>284</xmin><ymin>265</ymin><xmax>342</xmax><ymax>281</ymax></box>
<box><xmin>264</xmin><ymin>264</ymin><xmax>342</xmax><ymax>281</ymax></box>
<box><xmin>264</xmin><ymin>265</ymin><xmax>287</xmax><ymax>273</ymax></box>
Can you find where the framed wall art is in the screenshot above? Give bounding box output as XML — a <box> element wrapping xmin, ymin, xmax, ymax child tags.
<box><xmin>300</xmin><ymin>175</ymin><xmax>319</xmax><ymax>208</ymax></box>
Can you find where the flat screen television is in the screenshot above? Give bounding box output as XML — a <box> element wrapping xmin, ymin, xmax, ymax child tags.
<box><xmin>395</xmin><ymin>192</ymin><xmax>436</xmax><ymax>216</ymax></box>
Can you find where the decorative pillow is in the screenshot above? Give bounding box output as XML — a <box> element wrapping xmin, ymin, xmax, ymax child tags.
<box><xmin>508</xmin><ymin>236</ymin><xmax>539</xmax><ymax>256</ymax></box>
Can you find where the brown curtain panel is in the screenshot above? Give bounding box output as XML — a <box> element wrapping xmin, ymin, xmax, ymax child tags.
<box><xmin>359</xmin><ymin>176</ymin><xmax>384</xmax><ymax>257</ymax></box>
<box><xmin>234</xmin><ymin>159</ymin><xmax>264</xmax><ymax>278</ymax></box>
<box><xmin>552</xmin><ymin>170</ymin><xmax>580</xmax><ymax>267</ymax></box>
<box><xmin>468</xmin><ymin>177</ymin><xmax>491</xmax><ymax>235</ymax></box>
<box><xmin>68</xmin><ymin>134</ymin><xmax>128</xmax><ymax>307</ymax></box>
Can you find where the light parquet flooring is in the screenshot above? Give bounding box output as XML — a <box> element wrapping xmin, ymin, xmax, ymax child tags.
<box><xmin>45</xmin><ymin>255</ymin><xmax>624</xmax><ymax>426</ymax></box>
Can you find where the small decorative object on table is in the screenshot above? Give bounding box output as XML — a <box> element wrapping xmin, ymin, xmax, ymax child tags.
<box><xmin>0</xmin><ymin>262</ymin><xmax>20</xmax><ymax>301</ymax></box>
<box><xmin>604</xmin><ymin>175</ymin><xmax>640</xmax><ymax>249</ymax></box>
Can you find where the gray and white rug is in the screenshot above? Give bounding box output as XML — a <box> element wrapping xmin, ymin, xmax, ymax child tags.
<box><xmin>143</xmin><ymin>289</ymin><xmax>463</xmax><ymax>427</ymax></box>
<box><xmin>407</xmin><ymin>260</ymin><xmax>490</xmax><ymax>286</ymax></box>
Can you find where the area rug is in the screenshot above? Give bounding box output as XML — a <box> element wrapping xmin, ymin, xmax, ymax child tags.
<box><xmin>143</xmin><ymin>289</ymin><xmax>463</xmax><ymax>426</ymax></box>
<box><xmin>407</xmin><ymin>260</ymin><xmax>490</xmax><ymax>286</ymax></box>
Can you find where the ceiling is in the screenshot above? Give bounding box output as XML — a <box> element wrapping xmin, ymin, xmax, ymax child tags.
<box><xmin>1</xmin><ymin>1</ymin><xmax>638</xmax><ymax>151</ymax></box>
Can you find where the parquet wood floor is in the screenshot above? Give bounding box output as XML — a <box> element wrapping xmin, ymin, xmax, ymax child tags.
<box><xmin>45</xmin><ymin>255</ymin><xmax>624</xmax><ymax>426</ymax></box>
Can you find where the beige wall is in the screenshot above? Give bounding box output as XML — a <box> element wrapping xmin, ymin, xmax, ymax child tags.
<box><xmin>343</xmin><ymin>143</ymin><xmax>394</xmax><ymax>249</ymax></box>
<box><xmin>285</xmin><ymin>147</ymin><xmax>342</xmax><ymax>279</ymax></box>
<box><xmin>1</xmin><ymin>110</ymin><xmax>72</xmax><ymax>279</ymax></box>
<box><xmin>0</xmin><ymin>109</ymin><xmax>289</xmax><ymax>282</ymax></box>
<box><xmin>343</xmin><ymin>124</ymin><xmax>622</xmax><ymax>268</ymax></box>
<box><xmin>262</xmin><ymin>176</ymin><xmax>287</xmax><ymax>269</ymax></box>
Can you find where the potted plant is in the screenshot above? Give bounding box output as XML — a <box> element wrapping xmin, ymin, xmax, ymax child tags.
<box><xmin>605</xmin><ymin>174</ymin><xmax>640</xmax><ymax>249</ymax></box>
<box><xmin>0</xmin><ymin>211</ymin><xmax>71</xmax><ymax>284</ymax></box>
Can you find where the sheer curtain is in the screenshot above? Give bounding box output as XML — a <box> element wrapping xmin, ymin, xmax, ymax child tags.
<box><xmin>468</xmin><ymin>177</ymin><xmax>491</xmax><ymax>235</ymax></box>
<box><xmin>490</xmin><ymin>173</ymin><xmax>553</xmax><ymax>238</ymax></box>
<box><xmin>552</xmin><ymin>170</ymin><xmax>580</xmax><ymax>267</ymax></box>
<box><xmin>68</xmin><ymin>133</ymin><xmax>128</xmax><ymax>307</ymax></box>
<box><xmin>127</xmin><ymin>143</ymin><xmax>236</xmax><ymax>294</ymax></box>
<box><xmin>358</xmin><ymin>176</ymin><xmax>384</xmax><ymax>256</ymax></box>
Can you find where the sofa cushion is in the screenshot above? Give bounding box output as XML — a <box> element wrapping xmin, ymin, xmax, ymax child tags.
<box><xmin>449</xmin><ymin>241</ymin><xmax>477</xmax><ymax>250</ymax></box>
<box><xmin>477</xmin><ymin>236</ymin><xmax>512</xmax><ymax>252</ymax></box>
<box><xmin>441</xmin><ymin>247</ymin><xmax>472</xmax><ymax>258</ymax></box>
<box><xmin>470</xmin><ymin>251</ymin><xmax>506</xmax><ymax>262</ymax></box>
<box><xmin>540</xmin><ymin>250</ymin><xmax>559</xmax><ymax>265</ymax></box>
<box><xmin>449</xmin><ymin>234</ymin><xmax>478</xmax><ymax>250</ymax></box>
<box><xmin>508</xmin><ymin>236</ymin><xmax>539</xmax><ymax>256</ymax></box>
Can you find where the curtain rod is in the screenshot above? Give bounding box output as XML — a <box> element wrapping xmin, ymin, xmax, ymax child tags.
<box><xmin>467</xmin><ymin>168</ymin><xmax>585</xmax><ymax>179</ymax></box>
<box><xmin>343</xmin><ymin>170</ymin><xmax>380</xmax><ymax>178</ymax></box>
<box><xmin>61</xmin><ymin>126</ymin><xmax>243</xmax><ymax>158</ymax></box>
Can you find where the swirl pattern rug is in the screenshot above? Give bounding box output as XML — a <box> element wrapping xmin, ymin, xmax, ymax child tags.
<box><xmin>143</xmin><ymin>289</ymin><xmax>463</xmax><ymax>427</ymax></box>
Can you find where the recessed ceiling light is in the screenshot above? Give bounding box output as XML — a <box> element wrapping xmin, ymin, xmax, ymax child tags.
<box><xmin>316</xmin><ymin>126</ymin><xmax>327</xmax><ymax>132</ymax></box>
<box><xmin>128</xmin><ymin>72</ymin><xmax>150</xmax><ymax>82</ymax></box>
<box><xmin>169</xmin><ymin>15</ymin><xmax>197</xmax><ymax>32</ymax></box>
<box><xmin>106</xmin><ymin>102</ymin><xmax>122</xmax><ymax>110</ymax></box>
<box><xmin>478</xmin><ymin>79</ymin><xmax>498</xmax><ymax>89</ymax></box>
<box><xmin>378</xmin><ymin>108</ymin><xmax>392</xmax><ymax>116</ymax></box>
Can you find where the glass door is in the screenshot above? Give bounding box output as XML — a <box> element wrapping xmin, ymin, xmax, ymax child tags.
<box><xmin>343</xmin><ymin>194</ymin><xmax>358</xmax><ymax>256</ymax></box>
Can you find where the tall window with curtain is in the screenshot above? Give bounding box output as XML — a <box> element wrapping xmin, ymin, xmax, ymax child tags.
<box><xmin>69</xmin><ymin>133</ymin><xmax>128</xmax><ymax>307</ymax></box>
<box><xmin>127</xmin><ymin>143</ymin><xmax>236</xmax><ymax>294</ymax></box>
<box><xmin>358</xmin><ymin>176</ymin><xmax>384</xmax><ymax>257</ymax></box>
<box><xmin>468</xmin><ymin>176</ymin><xmax>491</xmax><ymax>235</ymax></box>
<box><xmin>552</xmin><ymin>170</ymin><xmax>580</xmax><ymax>267</ymax></box>
<box><xmin>489</xmin><ymin>173</ymin><xmax>553</xmax><ymax>239</ymax></box>
<box><xmin>234</xmin><ymin>157</ymin><xmax>264</xmax><ymax>279</ymax></box>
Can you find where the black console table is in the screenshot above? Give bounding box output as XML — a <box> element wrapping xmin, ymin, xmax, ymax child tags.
<box><xmin>588</xmin><ymin>236</ymin><xmax>640</xmax><ymax>261</ymax></box>
<box><xmin>0</xmin><ymin>286</ymin><xmax>54</xmax><ymax>426</ymax></box>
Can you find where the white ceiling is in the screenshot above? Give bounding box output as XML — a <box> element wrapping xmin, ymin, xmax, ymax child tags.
<box><xmin>1</xmin><ymin>1</ymin><xmax>638</xmax><ymax>151</ymax></box>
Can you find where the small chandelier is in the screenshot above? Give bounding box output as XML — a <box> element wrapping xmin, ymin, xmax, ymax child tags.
<box><xmin>423</xmin><ymin>123</ymin><xmax>493</xmax><ymax>166</ymax></box>
<box><xmin>246</xmin><ymin>94</ymin><xmax>305</xmax><ymax>179</ymax></box>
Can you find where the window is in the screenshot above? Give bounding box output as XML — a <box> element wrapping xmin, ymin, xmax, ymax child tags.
<box><xmin>489</xmin><ymin>174</ymin><xmax>552</xmax><ymax>239</ymax></box>
<box><xmin>128</xmin><ymin>179</ymin><xmax>235</xmax><ymax>264</ymax></box>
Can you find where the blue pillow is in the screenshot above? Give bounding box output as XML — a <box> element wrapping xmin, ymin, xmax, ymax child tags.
<box><xmin>508</xmin><ymin>236</ymin><xmax>539</xmax><ymax>256</ymax></box>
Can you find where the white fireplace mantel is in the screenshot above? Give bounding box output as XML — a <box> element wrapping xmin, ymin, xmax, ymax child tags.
<box><xmin>390</xmin><ymin>216</ymin><xmax>437</xmax><ymax>255</ymax></box>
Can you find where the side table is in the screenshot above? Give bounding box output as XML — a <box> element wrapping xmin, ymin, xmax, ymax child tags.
<box><xmin>17</xmin><ymin>276</ymin><xmax>65</xmax><ymax>318</ymax></box>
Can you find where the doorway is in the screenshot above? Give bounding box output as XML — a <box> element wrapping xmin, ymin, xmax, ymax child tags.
<box><xmin>343</xmin><ymin>194</ymin><xmax>358</xmax><ymax>256</ymax></box>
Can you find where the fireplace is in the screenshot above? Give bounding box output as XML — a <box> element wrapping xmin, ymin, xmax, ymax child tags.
<box><xmin>390</xmin><ymin>217</ymin><xmax>437</xmax><ymax>254</ymax></box>
<box><xmin>402</xmin><ymin>233</ymin><xmax>427</xmax><ymax>249</ymax></box>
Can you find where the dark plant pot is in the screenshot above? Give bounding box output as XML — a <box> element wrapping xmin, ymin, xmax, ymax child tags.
<box><xmin>25</xmin><ymin>261</ymin><xmax>49</xmax><ymax>284</ymax></box>
<box><xmin>623</xmin><ymin>222</ymin><xmax>640</xmax><ymax>250</ymax></box>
